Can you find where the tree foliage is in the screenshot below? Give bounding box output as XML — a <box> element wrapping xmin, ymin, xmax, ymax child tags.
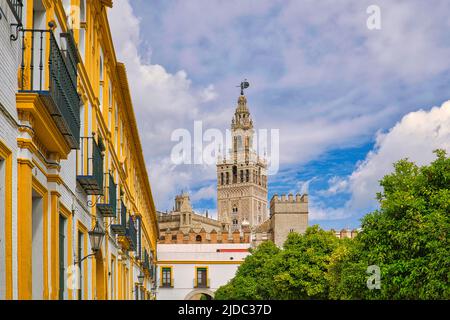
<box><xmin>216</xmin><ymin>150</ymin><xmax>450</xmax><ymax>300</ymax></box>
<box><xmin>330</xmin><ymin>150</ymin><xmax>450</xmax><ymax>299</ymax></box>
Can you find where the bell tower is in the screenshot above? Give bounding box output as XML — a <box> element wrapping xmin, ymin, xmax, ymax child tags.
<box><xmin>217</xmin><ymin>81</ymin><xmax>268</xmax><ymax>230</ymax></box>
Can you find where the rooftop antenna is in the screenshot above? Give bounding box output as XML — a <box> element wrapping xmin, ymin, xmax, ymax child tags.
<box><xmin>237</xmin><ymin>79</ymin><xmax>250</xmax><ymax>96</ymax></box>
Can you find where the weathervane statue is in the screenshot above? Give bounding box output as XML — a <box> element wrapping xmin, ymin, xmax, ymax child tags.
<box><xmin>239</xmin><ymin>79</ymin><xmax>250</xmax><ymax>95</ymax></box>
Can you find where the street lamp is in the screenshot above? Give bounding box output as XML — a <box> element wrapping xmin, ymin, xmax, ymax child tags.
<box><xmin>137</xmin><ymin>271</ymin><xmax>145</xmax><ymax>285</ymax></box>
<box><xmin>76</xmin><ymin>220</ymin><xmax>105</xmax><ymax>264</ymax></box>
<box><xmin>89</xmin><ymin>220</ymin><xmax>105</xmax><ymax>253</ymax></box>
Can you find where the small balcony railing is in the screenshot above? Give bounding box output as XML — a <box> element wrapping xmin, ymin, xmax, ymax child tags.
<box><xmin>77</xmin><ymin>136</ymin><xmax>104</xmax><ymax>195</ymax></box>
<box><xmin>19</xmin><ymin>27</ymin><xmax>80</xmax><ymax>149</ymax></box>
<box><xmin>194</xmin><ymin>278</ymin><xmax>210</xmax><ymax>289</ymax></box>
<box><xmin>126</xmin><ymin>216</ymin><xmax>137</xmax><ymax>251</ymax></box>
<box><xmin>6</xmin><ymin>0</ymin><xmax>23</xmax><ymax>26</ymax></box>
<box><xmin>110</xmin><ymin>200</ymin><xmax>126</xmax><ymax>235</ymax></box>
<box><xmin>96</xmin><ymin>172</ymin><xmax>117</xmax><ymax>217</ymax></box>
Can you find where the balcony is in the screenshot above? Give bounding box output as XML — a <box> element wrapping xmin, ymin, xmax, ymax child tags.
<box><xmin>77</xmin><ymin>136</ymin><xmax>104</xmax><ymax>195</ymax></box>
<box><xmin>110</xmin><ymin>200</ymin><xmax>126</xmax><ymax>235</ymax></box>
<box><xmin>5</xmin><ymin>0</ymin><xmax>23</xmax><ymax>25</ymax></box>
<box><xmin>125</xmin><ymin>216</ymin><xmax>137</xmax><ymax>251</ymax></box>
<box><xmin>18</xmin><ymin>27</ymin><xmax>80</xmax><ymax>150</ymax></box>
<box><xmin>194</xmin><ymin>278</ymin><xmax>210</xmax><ymax>289</ymax></box>
<box><xmin>96</xmin><ymin>173</ymin><xmax>117</xmax><ymax>217</ymax></box>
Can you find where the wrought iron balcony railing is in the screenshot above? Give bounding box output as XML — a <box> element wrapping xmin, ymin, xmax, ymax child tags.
<box><xmin>126</xmin><ymin>216</ymin><xmax>137</xmax><ymax>251</ymax></box>
<box><xmin>111</xmin><ymin>200</ymin><xmax>126</xmax><ymax>235</ymax></box>
<box><xmin>3</xmin><ymin>0</ymin><xmax>23</xmax><ymax>40</ymax></box>
<box><xmin>19</xmin><ymin>27</ymin><xmax>80</xmax><ymax>149</ymax></box>
<box><xmin>96</xmin><ymin>172</ymin><xmax>117</xmax><ymax>217</ymax></box>
<box><xmin>7</xmin><ymin>0</ymin><xmax>22</xmax><ymax>22</ymax></box>
<box><xmin>77</xmin><ymin>136</ymin><xmax>104</xmax><ymax>195</ymax></box>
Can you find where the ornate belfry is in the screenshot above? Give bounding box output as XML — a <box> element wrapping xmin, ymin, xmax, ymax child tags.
<box><xmin>217</xmin><ymin>81</ymin><xmax>268</xmax><ymax>230</ymax></box>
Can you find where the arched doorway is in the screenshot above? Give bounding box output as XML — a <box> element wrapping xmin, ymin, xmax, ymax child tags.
<box><xmin>95</xmin><ymin>251</ymin><xmax>106</xmax><ymax>300</ymax></box>
<box><xmin>185</xmin><ymin>289</ymin><xmax>214</xmax><ymax>300</ymax></box>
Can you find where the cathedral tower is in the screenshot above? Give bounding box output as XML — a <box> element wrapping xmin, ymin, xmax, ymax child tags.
<box><xmin>217</xmin><ymin>88</ymin><xmax>268</xmax><ymax>230</ymax></box>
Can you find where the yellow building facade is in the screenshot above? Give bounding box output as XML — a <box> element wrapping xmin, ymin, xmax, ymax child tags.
<box><xmin>0</xmin><ymin>0</ymin><xmax>158</xmax><ymax>300</ymax></box>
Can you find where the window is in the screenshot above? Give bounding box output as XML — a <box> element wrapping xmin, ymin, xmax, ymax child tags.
<box><xmin>196</xmin><ymin>267</ymin><xmax>208</xmax><ymax>288</ymax></box>
<box><xmin>226</xmin><ymin>172</ymin><xmax>229</xmax><ymax>184</ymax></box>
<box><xmin>240</xmin><ymin>170</ymin><xmax>244</xmax><ymax>183</ymax></box>
<box><xmin>110</xmin><ymin>256</ymin><xmax>115</xmax><ymax>300</ymax></box>
<box><xmin>161</xmin><ymin>267</ymin><xmax>172</xmax><ymax>288</ymax></box>
<box><xmin>134</xmin><ymin>284</ymin><xmax>139</xmax><ymax>301</ymax></box>
<box><xmin>77</xmin><ymin>231</ymin><xmax>85</xmax><ymax>300</ymax></box>
<box><xmin>59</xmin><ymin>215</ymin><xmax>67</xmax><ymax>300</ymax></box>
<box><xmin>246</xmin><ymin>169</ymin><xmax>249</xmax><ymax>182</ymax></box>
<box><xmin>196</xmin><ymin>235</ymin><xmax>202</xmax><ymax>242</ymax></box>
<box><xmin>99</xmin><ymin>52</ymin><xmax>104</xmax><ymax>111</ymax></box>
<box><xmin>220</xmin><ymin>173</ymin><xmax>224</xmax><ymax>185</ymax></box>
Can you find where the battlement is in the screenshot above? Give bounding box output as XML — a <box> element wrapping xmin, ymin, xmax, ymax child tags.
<box><xmin>159</xmin><ymin>228</ymin><xmax>251</xmax><ymax>244</ymax></box>
<box><xmin>271</xmin><ymin>193</ymin><xmax>308</xmax><ymax>204</ymax></box>
<box><xmin>269</xmin><ymin>193</ymin><xmax>309</xmax><ymax>246</ymax></box>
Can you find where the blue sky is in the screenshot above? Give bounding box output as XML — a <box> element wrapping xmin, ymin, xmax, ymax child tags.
<box><xmin>109</xmin><ymin>1</ymin><xmax>450</xmax><ymax>229</ymax></box>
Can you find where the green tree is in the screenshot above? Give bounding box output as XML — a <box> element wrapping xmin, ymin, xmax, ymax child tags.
<box><xmin>215</xmin><ymin>226</ymin><xmax>341</xmax><ymax>300</ymax></box>
<box><xmin>329</xmin><ymin>150</ymin><xmax>450</xmax><ymax>299</ymax></box>
<box><xmin>215</xmin><ymin>241</ymin><xmax>280</xmax><ymax>300</ymax></box>
<box><xmin>270</xmin><ymin>226</ymin><xmax>340</xmax><ymax>299</ymax></box>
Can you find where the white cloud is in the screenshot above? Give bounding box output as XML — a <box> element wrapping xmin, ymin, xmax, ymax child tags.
<box><xmin>314</xmin><ymin>100</ymin><xmax>450</xmax><ymax>221</ymax></box>
<box><xmin>190</xmin><ymin>185</ymin><xmax>216</xmax><ymax>202</ymax></box>
<box><xmin>108</xmin><ymin>0</ymin><xmax>450</xmax><ymax>217</ymax></box>
<box><xmin>348</xmin><ymin>100</ymin><xmax>450</xmax><ymax>210</ymax></box>
<box><xmin>319</xmin><ymin>176</ymin><xmax>349</xmax><ymax>196</ymax></box>
<box><xmin>108</xmin><ymin>1</ymin><xmax>221</xmax><ymax>210</ymax></box>
<box><xmin>199</xmin><ymin>85</ymin><xmax>218</xmax><ymax>103</ymax></box>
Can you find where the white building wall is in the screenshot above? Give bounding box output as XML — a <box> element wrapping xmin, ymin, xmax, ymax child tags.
<box><xmin>156</xmin><ymin>243</ymin><xmax>251</xmax><ymax>300</ymax></box>
<box><xmin>0</xmin><ymin>0</ymin><xmax>21</xmax><ymax>300</ymax></box>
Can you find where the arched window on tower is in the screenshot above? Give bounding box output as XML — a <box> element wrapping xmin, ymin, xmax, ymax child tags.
<box><xmin>232</xmin><ymin>166</ymin><xmax>237</xmax><ymax>184</ymax></box>
<box><xmin>226</xmin><ymin>172</ymin><xmax>229</xmax><ymax>184</ymax></box>
<box><xmin>246</xmin><ymin>169</ymin><xmax>249</xmax><ymax>182</ymax></box>
<box><xmin>240</xmin><ymin>170</ymin><xmax>244</xmax><ymax>183</ymax></box>
<box><xmin>221</xmin><ymin>173</ymin><xmax>224</xmax><ymax>185</ymax></box>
